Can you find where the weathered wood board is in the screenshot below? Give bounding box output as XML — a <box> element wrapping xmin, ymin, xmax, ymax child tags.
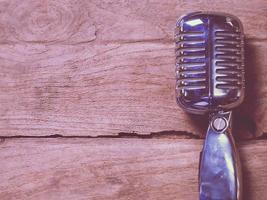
<box><xmin>0</xmin><ymin>0</ymin><xmax>267</xmax><ymax>199</ymax></box>
<box><xmin>0</xmin><ymin>138</ymin><xmax>267</xmax><ymax>200</ymax></box>
<box><xmin>0</xmin><ymin>0</ymin><xmax>266</xmax><ymax>138</ymax></box>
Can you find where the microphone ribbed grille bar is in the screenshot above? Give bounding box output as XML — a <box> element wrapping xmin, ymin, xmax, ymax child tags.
<box><xmin>175</xmin><ymin>12</ymin><xmax>245</xmax><ymax>114</ymax></box>
<box><xmin>214</xmin><ymin>30</ymin><xmax>244</xmax><ymax>90</ymax></box>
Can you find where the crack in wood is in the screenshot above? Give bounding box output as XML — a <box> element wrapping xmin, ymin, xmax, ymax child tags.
<box><xmin>1</xmin><ymin>131</ymin><xmax>266</xmax><ymax>141</ymax></box>
<box><xmin>0</xmin><ymin>131</ymin><xmax>200</xmax><ymax>140</ymax></box>
<box><xmin>256</xmin><ymin>132</ymin><xmax>267</xmax><ymax>140</ymax></box>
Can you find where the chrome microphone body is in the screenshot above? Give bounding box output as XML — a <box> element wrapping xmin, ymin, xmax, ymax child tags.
<box><xmin>175</xmin><ymin>12</ymin><xmax>245</xmax><ymax>200</ymax></box>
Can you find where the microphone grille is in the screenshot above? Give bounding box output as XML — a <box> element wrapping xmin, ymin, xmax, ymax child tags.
<box><xmin>213</xmin><ymin>28</ymin><xmax>245</xmax><ymax>91</ymax></box>
<box><xmin>175</xmin><ymin>12</ymin><xmax>245</xmax><ymax>114</ymax></box>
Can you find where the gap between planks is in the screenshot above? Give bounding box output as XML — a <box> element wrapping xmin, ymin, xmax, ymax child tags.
<box><xmin>0</xmin><ymin>130</ymin><xmax>267</xmax><ymax>140</ymax></box>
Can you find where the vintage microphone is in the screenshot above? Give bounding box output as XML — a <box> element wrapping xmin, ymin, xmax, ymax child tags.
<box><xmin>175</xmin><ymin>12</ymin><xmax>245</xmax><ymax>200</ymax></box>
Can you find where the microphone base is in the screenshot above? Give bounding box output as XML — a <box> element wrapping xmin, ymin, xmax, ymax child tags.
<box><xmin>199</xmin><ymin>111</ymin><xmax>242</xmax><ymax>200</ymax></box>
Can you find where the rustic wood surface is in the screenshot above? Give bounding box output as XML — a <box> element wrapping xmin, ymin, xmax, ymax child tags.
<box><xmin>0</xmin><ymin>0</ymin><xmax>266</xmax><ymax>138</ymax></box>
<box><xmin>0</xmin><ymin>0</ymin><xmax>267</xmax><ymax>199</ymax></box>
<box><xmin>0</xmin><ymin>138</ymin><xmax>267</xmax><ymax>200</ymax></box>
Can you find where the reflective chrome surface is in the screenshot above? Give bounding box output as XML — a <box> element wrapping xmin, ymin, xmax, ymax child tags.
<box><xmin>199</xmin><ymin>111</ymin><xmax>242</xmax><ymax>200</ymax></box>
<box><xmin>175</xmin><ymin>12</ymin><xmax>245</xmax><ymax>200</ymax></box>
<box><xmin>175</xmin><ymin>12</ymin><xmax>245</xmax><ymax>114</ymax></box>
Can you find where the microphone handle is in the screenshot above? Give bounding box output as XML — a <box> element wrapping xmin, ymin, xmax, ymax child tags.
<box><xmin>199</xmin><ymin>111</ymin><xmax>242</xmax><ymax>200</ymax></box>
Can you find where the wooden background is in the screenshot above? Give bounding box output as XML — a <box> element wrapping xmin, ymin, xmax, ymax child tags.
<box><xmin>0</xmin><ymin>0</ymin><xmax>266</xmax><ymax>199</ymax></box>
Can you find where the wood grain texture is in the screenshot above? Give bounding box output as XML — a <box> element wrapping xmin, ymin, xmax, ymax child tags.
<box><xmin>0</xmin><ymin>138</ymin><xmax>266</xmax><ymax>200</ymax></box>
<box><xmin>0</xmin><ymin>0</ymin><xmax>266</xmax><ymax>137</ymax></box>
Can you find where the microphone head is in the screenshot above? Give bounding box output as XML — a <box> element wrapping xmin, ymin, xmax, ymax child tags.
<box><xmin>175</xmin><ymin>12</ymin><xmax>245</xmax><ymax>115</ymax></box>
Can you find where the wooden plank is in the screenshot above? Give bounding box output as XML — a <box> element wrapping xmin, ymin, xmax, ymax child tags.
<box><xmin>0</xmin><ymin>138</ymin><xmax>267</xmax><ymax>200</ymax></box>
<box><xmin>0</xmin><ymin>41</ymin><xmax>265</xmax><ymax>138</ymax></box>
<box><xmin>0</xmin><ymin>0</ymin><xmax>266</xmax><ymax>43</ymax></box>
<box><xmin>0</xmin><ymin>0</ymin><xmax>266</xmax><ymax>137</ymax></box>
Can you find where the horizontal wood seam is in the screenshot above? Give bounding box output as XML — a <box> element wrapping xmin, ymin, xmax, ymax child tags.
<box><xmin>1</xmin><ymin>131</ymin><xmax>266</xmax><ymax>140</ymax></box>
